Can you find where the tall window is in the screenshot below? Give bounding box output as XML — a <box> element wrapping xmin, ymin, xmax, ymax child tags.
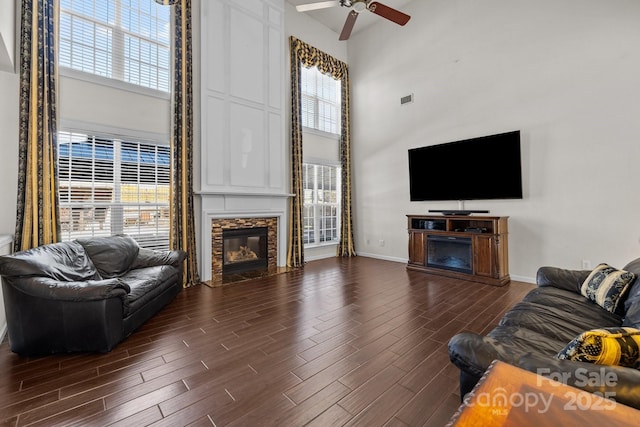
<box><xmin>58</xmin><ymin>131</ymin><xmax>171</xmax><ymax>250</ymax></box>
<box><xmin>301</xmin><ymin>66</ymin><xmax>342</xmax><ymax>247</ymax></box>
<box><xmin>59</xmin><ymin>0</ymin><xmax>171</xmax><ymax>93</ymax></box>
<box><xmin>302</xmin><ymin>163</ymin><xmax>341</xmax><ymax>246</ymax></box>
<box><xmin>301</xmin><ymin>65</ymin><xmax>341</xmax><ymax>134</ymax></box>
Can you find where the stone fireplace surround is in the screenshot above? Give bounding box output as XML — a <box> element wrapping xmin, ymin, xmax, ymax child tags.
<box><xmin>211</xmin><ymin>216</ymin><xmax>278</xmax><ymax>282</ymax></box>
<box><xmin>199</xmin><ymin>193</ymin><xmax>290</xmax><ymax>283</ymax></box>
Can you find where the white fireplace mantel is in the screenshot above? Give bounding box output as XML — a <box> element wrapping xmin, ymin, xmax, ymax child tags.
<box><xmin>198</xmin><ymin>0</ymin><xmax>288</xmax><ymax>282</ymax></box>
<box><xmin>198</xmin><ymin>192</ymin><xmax>291</xmax><ymax>281</ymax></box>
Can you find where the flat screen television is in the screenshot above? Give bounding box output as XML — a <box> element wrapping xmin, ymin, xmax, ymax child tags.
<box><xmin>408</xmin><ymin>130</ymin><xmax>523</xmax><ymax>202</ymax></box>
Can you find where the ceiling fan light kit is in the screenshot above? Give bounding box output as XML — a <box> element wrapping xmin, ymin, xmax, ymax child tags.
<box><xmin>352</xmin><ymin>1</ymin><xmax>367</xmax><ymax>13</ymax></box>
<box><xmin>296</xmin><ymin>0</ymin><xmax>411</xmax><ymax>40</ymax></box>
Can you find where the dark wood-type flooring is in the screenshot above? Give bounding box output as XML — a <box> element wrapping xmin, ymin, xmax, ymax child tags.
<box><xmin>0</xmin><ymin>257</ymin><xmax>535</xmax><ymax>426</ymax></box>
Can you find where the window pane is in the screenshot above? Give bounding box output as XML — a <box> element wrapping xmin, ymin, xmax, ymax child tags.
<box><xmin>58</xmin><ymin>131</ymin><xmax>170</xmax><ymax>250</ymax></box>
<box><xmin>60</xmin><ymin>0</ymin><xmax>170</xmax><ymax>92</ymax></box>
<box><xmin>302</xmin><ymin>163</ymin><xmax>341</xmax><ymax>247</ymax></box>
<box><xmin>300</xmin><ymin>66</ymin><xmax>341</xmax><ymax>135</ymax></box>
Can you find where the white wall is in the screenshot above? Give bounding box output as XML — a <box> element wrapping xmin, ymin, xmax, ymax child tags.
<box><xmin>0</xmin><ymin>71</ymin><xmax>18</xmax><ymax>236</ymax></box>
<box><xmin>0</xmin><ymin>0</ymin><xmax>15</xmax><ymax>73</ymax></box>
<box><xmin>0</xmin><ymin>0</ymin><xmax>18</xmax><ymax>237</ymax></box>
<box><xmin>0</xmin><ymin>0</ymin><xmax>17</xmax><ymax>344</ymax></box>
<box><xmin>348</xmin><ymin>0</ymin><xmax>640</xmax><ymax>281</ymax></box>
<box><xmin>60</xmin><ymin>76</ymin><xmax>170</xmax><ymax>138</ymax></box>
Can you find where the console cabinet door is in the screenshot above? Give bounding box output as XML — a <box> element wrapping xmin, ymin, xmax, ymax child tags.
<box><xmin>474</xmin><ymin>235</ymin><xmax>497</xmax><ymax>277</ymax></box>
<box><xmin>408</xmin><ymin>231</ymin><xmax>426</xmax><ymax>267</ymax></box>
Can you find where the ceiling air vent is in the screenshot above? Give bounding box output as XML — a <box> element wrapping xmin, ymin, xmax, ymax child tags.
<box><xmin>400</xmin><ymin>93</ymin><xmax>414</xmax><ymax>105</ymax></box>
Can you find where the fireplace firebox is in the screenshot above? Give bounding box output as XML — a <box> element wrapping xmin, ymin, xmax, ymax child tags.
<box><xmin>427</xmin><ymin>235</ymin><xmax>472</xmax><ymax>274</ymax></box>
<box><xmin>222</xmin><ymin>227</ymin><xmax>268</xmax><ymax>275</ymax></box>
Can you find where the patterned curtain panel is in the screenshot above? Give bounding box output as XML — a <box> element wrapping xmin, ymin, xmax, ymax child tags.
<box><xmin>14</xmin><ymin>0</ymin><xmax>60</xmax><ymax>252</ymax></box>
<box><xmin>158</xmin><ymin>0</ymin><xmax>200</xmax><ymax>287</ymax></box>
<box><xmin>288</xmin><ymin>37</ymin><xmax>305</xmax><ymax>268</ymax></box>
<box><xmin>289</xmin><ymin>37</ymin><xmax>356</xmax><ymax>263</ymax></box>
<box><xmin>337</xmin><ymin>71</ymin><xmax>356</xmax><ymax>257</ymax></box>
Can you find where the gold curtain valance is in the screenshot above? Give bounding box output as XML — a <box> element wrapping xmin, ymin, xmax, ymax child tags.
<box><xmin>290</xmin><ymin>36</ymin><xmax>348</xmax><ymax>81</ymax></box>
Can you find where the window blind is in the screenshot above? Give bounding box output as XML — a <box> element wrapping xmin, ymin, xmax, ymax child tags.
<box><xmin>300</xmin><ymin>66</ymin><xmax>341</xmax><ymax>135</ymax></box>
<box><xmin>59</xmin><ymin>0</ymin><xmax>171</xmax><ymax>92</ymax></box>
<box><xmin>58</xmin><ymin>131</ymin><xmax>171</xmax><ymax>250</ymax></box>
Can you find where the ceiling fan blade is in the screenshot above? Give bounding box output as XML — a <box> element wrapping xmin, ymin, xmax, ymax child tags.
<box><xmin>296</xmin><ymin>1</ymin><xmax>340</xmax><ymax>12</ymax></box>
<box><xmin>339</xmin><ymin>10</ymin><xmax>359</xmax><ymax>41</ymax></box>
<box><xmin>368</xmin><ymin>1</ymin><xmax>411</xmax><ymax>26</ymax></box>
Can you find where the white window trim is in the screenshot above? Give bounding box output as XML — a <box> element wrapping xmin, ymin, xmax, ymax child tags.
<box><xmin>60</xmin><ymin>67</ymin><xmax>171</xmax><ymax>100</ymax></box>
<box><xmin>60</xmin><ymin>119</ymin><xmax>170</xmax><ymax>147</ymax></box>
<box><xmin>302</xmin><ymin>126</ymin><xmax>341</xmax><ymax>140</ymax></box>
<box><xmin>304</xmin><ymin>157</ymin><xmax>341</xmax><ymax>168</ymax></box>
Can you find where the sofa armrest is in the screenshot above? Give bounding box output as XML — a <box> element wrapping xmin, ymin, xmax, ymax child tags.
<box><xmin>517</xmin><ymin>353</ymin><xmax>640</xmax><ymax>411</ymax></box>
<box><xmin>536</xmin><ymin>266</ymin><xmax>590</xmax><ymax>294</ymax></box>
<box><xmin>130</xmin><ymin>248</ymin><xmax>187</xmax><ymax>269</ymax></box>
<box><xmin>448</xmin><ymin>332</ymin><xmax>504</xmax><ymax>378</ymax></box>
<box><xmin>3</xmin><ymin>276</ymin><xmax>129</xmax><ymax>301</ymax></box>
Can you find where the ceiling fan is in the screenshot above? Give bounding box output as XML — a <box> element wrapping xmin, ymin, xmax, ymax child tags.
<box><xmin>296</xmin><ymin>0</ymin><xmax>411</xmax><ymax>41</ymax></box>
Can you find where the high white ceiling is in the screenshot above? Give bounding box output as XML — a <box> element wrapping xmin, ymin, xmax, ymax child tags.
<box><xmin>286</xmin><ymin>0</ymin><xmax>415</xmax><ymax>37</ymax></box>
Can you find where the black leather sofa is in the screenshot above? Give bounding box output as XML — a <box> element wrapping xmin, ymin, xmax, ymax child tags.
<box><xmin>448</xmin><ymin>257</ymin><xmax>640</xmax><ymax>410</ymax></box>
<box><xmin>0</xmin><ymin>235</ymin><xmax>186</xmax><ymax>356</ymax></box>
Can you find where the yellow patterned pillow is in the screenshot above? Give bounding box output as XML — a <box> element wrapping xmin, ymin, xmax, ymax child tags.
<box><xmin>580</xmin><ymin>263</ymin><xmax>636</xmax><ymax>313</ymax></box>
<box><xmin>557</xmin><ymin>327</ymin><xmax>640</xmax><ymax>368</ymax></box>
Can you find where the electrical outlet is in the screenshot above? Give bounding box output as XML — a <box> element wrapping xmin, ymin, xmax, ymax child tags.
<box><xmin>581</xmin><ymin>260</ymin><xmax>591</xmax><ymax>270</ymax></box>
<box><xmin>379</xmin><ymin>239</ymin><xmax>385</xmax><ymax>247</ymax></box>
<box><xmin>366</xmin><ymin>239</ymin><xmax>370</xmax><ymax>245</ymax></box>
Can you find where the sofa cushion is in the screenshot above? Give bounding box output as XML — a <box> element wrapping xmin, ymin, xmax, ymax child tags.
<box><xmin>557</xmin><ymin>327</ymin><xmax>640</xmax><ymax>369</ymax></box>
<box><xmin>130</xmin><ymin>247</ymin><xmax>187</xmax><ymax>269</ymax></box>
<box><xmin>119</xmin><ymin>265</ymin><xmax>179</xmax><ymax>316</ymax></box>
<box><xmin>580</xmin><ymin>263</ymin><xmax>635</xmax><ymax>314</ymax></box>
<box><xmin>77</xmin><ymin>235</ymin><xmax>140</xmax><ymax>278</ymax></box>
<box><xmin>499</xmin><ymin>286</ymin><xmax>623</xmax><ymax>343</ymax></box>
<box><xmin>0</xmin><ymin>241</ymin><xmax>99</xmax><ymax>282</ymax></box>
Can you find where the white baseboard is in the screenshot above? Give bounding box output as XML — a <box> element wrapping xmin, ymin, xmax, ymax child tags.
<box><xmin>356</xmin><ymin>252</ymin><xmax>408</xmax><ymax>264</ymax></box>
<box><xmin>304</xmin><ymin>252</ymin><xmax>337</xmax><ymax>262</ymax></box>
<box><xmin>510</xmin><ymin>274</ymin><xmax>536</xmax><ymax>284</ymax></box>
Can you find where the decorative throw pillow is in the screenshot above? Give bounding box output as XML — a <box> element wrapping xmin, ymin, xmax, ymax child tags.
<box><xmin>580</xmin><ymin>263</ymin><xmax>636</xmax><ymax>314</ymax></box>
<box><xmin>557</xmin><ymin>327</ymin><xmax>640</xmax><ymax>369</ymax></box>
